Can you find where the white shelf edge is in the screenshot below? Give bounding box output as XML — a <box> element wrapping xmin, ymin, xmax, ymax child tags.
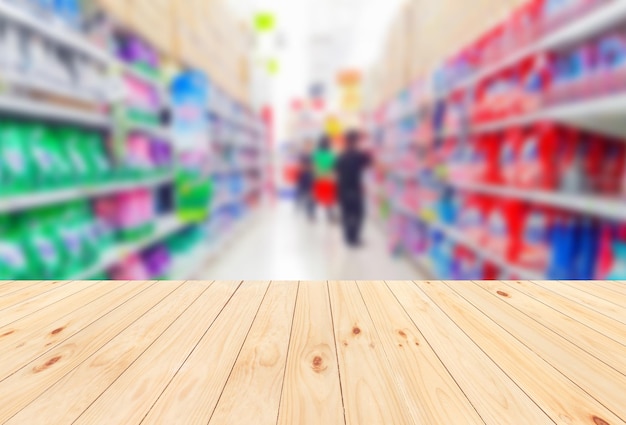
<box><xmin>449</xmin><ymin>181</ymin><xmax>626</xmax><ymax>222</ymax></box>
<box><xmin>0</xmin><ymin>94</ymin><xmax>110</xmax><ymax>127</ymax></box>
<box><xmin>0</xmin><ymin>174</ymin><xmax>173</xmax><ymax>214</ymax></box>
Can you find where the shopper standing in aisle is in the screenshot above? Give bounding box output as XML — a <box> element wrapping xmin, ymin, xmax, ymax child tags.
<box><xmin>336</xmin><ymin>129</ymin><xmax>372</xmax><ymax>247</ymax></box>
<box><xmin>312</xmin><ymin>135</ymin><xmax>338</xmax><ymax>222</ymax></box>
<box><xmin>295</xmin><ymin>141</ymin><xmax>316</xmax><ymax>221</ymax></box>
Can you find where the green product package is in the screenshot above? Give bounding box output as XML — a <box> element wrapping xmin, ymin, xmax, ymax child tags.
<box><xmin>57</xmin><ymin>203</ymin><xmax>87</xmax><ymax>278</ymax></box>
<box><xmin>175</xmin><ymin>169</ymin><xmax>214</xmax><ymax>223</ymax></box>
<box><xmin>29</xmin><ymin>124</ymin><xmax>62</xmax><ymax>189</ymax></box>
<box><xmin>22</xmin><ymin>208</ymin><xmax>64</xmax><ymax>280</ymax></box>
<box><xmin>83</xmin><ymin>132</ymin><xmax>112</xmax><ymax>183</ymax></box>
<box><xmin>0</xmin><ymin>121</ymin><xmax>33</xmax><ymax>195</ymax></box>
<box><xmin>0</xmin><ymin>216</ymin><xmax>29</xmax><ymax>280</ymax></box>
<box><xmin>59</xmin><ymin>127</ymin><xmax>90</xmax><ymax>185</ymax></box>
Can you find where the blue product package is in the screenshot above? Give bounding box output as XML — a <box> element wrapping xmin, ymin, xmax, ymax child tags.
<box><xmin>574</xmin><ymin>218</ymin><xmax>599</xmax><ymax>280</ymax></box>
<box><xmin>547</xmin><ymin>215</ymin><xmax>576</xmax><ymax>280</ymax></box>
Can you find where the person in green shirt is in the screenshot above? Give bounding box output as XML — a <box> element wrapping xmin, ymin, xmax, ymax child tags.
<box><xmin>312</xmin><ymin>135</ymin><xmax>337</xmax><ymax>222</ymax></box>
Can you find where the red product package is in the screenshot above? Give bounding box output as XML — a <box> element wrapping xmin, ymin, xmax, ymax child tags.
<box><xmin>484</xmin><ymin>198</ymin><xmax>516</xmax><ymax>261</ymax></box>
<box><xmin>499</xmin><ymin>127</ymin><xmax>524</xmax><ymax>185</ymax></box>
<box><xmin>582</xmin><ymin>134</ymin><xmax>606</xmax><ymax>193</ymax></box>
<box><xmin>514</xmin><ymin>123</ymin><xmax>559</xmax><ymax>190</ymax></box>
<box><xmin>599</xmin><ymin>139</ymin><xmax>625</xmax><ymax>195</ymax></box>
<box><xmin>457</xmin><ymin>194</ymin><xmax>491</xmax><ymax>245</ymax></box>
<box><xmin>476</xmin><ymin>133</ymin><xmax>501</xmax><ymax>184</ymax></box>
<box><xmin>510</xmin><ymin>203</ymin><xmax>553</xmax><ymax>272</ymax></box>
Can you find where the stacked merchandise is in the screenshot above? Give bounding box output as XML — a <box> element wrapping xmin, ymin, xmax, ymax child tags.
<box><xmin>371</xmin><ymin>0</ymin><xmax>626</xmax><ymax>280</ymax></box>
<box><xmin>207</xmin><ymin>88</ymin><xmax>266</xmax><ymax>245</ymax></box>
<box><xmin>0</xmin><ymin>0</ymin><xmax>267</xmax><ymax>280</ymax></box>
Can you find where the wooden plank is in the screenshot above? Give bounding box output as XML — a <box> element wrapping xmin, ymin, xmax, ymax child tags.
<box><xmin>0</xmin><ymin>280</ymin><xmax>129</xmax><ymax>380</ymax></box>
<box><xmin>0</xmin><ymin>281</ymin><xmax>71</xmax><ymax>310</ymax></box>
<box><xmin>567</xmin><ymin>281</ymin><xmax>626</xmax><ymax>306</ymax></box>
<box><xmin>0</xmin><ymin>280</ymin><xmax>175</xmax><ymax>423</ymax></box>
<box><xmin>387</xmin><ymin>281</ymin><xmax>552</xmax><ymax>425</ymax></box>
<box><xmin>422</xmin><ymin>281</ymin><xmax>625</xmax><ymax>425</ymax></box>
<box><xmin>135</xmin><ymin>281</ymin><xmax>270</xmax><ymax>425</ymax></box>
<box><xmin>0</xmin><ymin>281</ymin><xmax>42</xmax><ymax>297</ymax></box>
<box><xmin>532</xmin><ymin>280</ymin><xmax>626</xmax><ymax>325</ymax></box>
<box><xmin>0</xmin><ymin>281</ymin><xmax>15</xmax><ymax>289</ymax></box>
<box><xmin>277</xmin><ymin>281</ymin><xmax>344</xmax><ymax>425</ymax></box>
<box><xmin>476</xmin><ymin>280</ymin><xmax>626</xmax><ymax>376</ymax></box>
<box><xmin>589</xmin><ymin>281</ymin><xmax>626</xmax><ymax>298</ymax></box>
<box><xmin>0</xmin><ymin>281</ymin><xmax>105</xmax><ymax>329</ymax></box>
<box><xmin>208</xmin><ymin>281</ymin><xmax>298</xmax><ymax>425</ymax></box>
<box><xmin>357</xmin><ymin>281</ymin><xmax>484</xmax><ymax>424</ymax></box>
<box><xmin>6</xmin><ymin>281</ymin><xmax>212</xmax><ymax>425</ymax></box>
<box><xmin>452</xmin><ymin>281</ymin><xmax>626</xmax><ymax>420</ymax></box>
<box><xmin>501</xmin><ymin>280</ymin><xmax>626</xmax><ymax>347</ymax></box>
<box><xmin>328</xmin><ymin>280</ymin><xmax>413</xmax><ymax>425</ymax></box>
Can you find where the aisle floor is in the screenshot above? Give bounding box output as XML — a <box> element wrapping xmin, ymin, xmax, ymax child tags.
<box><xmin>195</xmin><ymin>201</ymin><xmax>423</xmax><ymax>281</ymax></box>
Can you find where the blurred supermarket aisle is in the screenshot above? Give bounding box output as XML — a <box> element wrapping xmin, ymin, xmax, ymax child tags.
<box><xmin>194</xmin><ymin>201</ymin><xmax>422</xmax><ymax>281</ymax></box>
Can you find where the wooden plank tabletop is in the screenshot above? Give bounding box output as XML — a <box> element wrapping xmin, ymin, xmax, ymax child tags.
<box><xmin>0</xmin><ymin>280</ymin><xmax>625</xmax><ymax>425</ymax></box>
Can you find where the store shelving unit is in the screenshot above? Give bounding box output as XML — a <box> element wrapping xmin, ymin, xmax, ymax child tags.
<box><xmin>369</xmin><ymin>0</ymin><xmax>626</xmax><ymax>281</ymax></box>
<box><xmin>0</xmin><ymin>0</ymin><xmax>267</xmax><ymax>281</ymax></box>
<box><xmin>73</xmin><ymin>214</ymin><xmax>187</xmax><ymax>280</ymax></box>
<box><xmin>0</xmin><ymin>173</ymin><xmax>174</xmax><ymax>214</ymax></box>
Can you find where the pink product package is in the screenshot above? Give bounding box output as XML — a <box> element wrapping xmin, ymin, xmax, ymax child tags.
<box><xmin>127</xmin><ymin>134</ymin><xmax>154</xmax><ymax>171</ymax></box>
<box><xmin>110</xmin><ymin>254</ymin><xmax>150</xmax><ymax>281</ymax></box>
<box><xmin>125</xmin><ymin>76</ymin><xmax>160</xmax><ymax>110</ymax></box>
<box><xmin>110</xmin><ymin>190</ymin><xmax>155</xmax><ymax>231</ymax></box>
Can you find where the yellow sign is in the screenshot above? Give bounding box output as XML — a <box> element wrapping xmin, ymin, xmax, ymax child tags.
<box><xmin>325</xmin><ymin>116</ymin><xmax>342</xmax><ymax>138</ymax></box>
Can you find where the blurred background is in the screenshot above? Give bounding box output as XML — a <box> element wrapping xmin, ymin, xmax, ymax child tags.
<box><xmin>1</xmin><ymin>0</ymin><xmax>626</xmax><ymax>281</ymax></box>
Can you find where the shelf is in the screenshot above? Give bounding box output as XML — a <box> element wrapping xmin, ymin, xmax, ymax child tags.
<box><xmin>392</xmin><ymin>201</ymin><xmax>543</xmax><ymax>280</ymax></box>
<box><xmin>470</xmin><ymin>92</ymin><xmax>626</xmax><ymax>138</ymax></box>
<box><xmin>439</xmin><ymin>0</ymin><xmax>626</xmax><ymax>99</ymax></box>
<box><xmin>0</xmin><ymin>95</ymin><xmax>110</xmax><ymax>128</ymax></box>
<box><xmin>0</xmin><ymin>70</ymin><xmax>111</xmax><ymax>104</ymax></box>
<box><xmin>125</xmin><ymin>120</ymin><xmax>171</xmax><ymax>140</ymax></box>
<box><xmin>73</xmin><ymin>214</ymin><xmax>187</xmax><ymax>280</ymax></box>
<box><xmin>0</xmin><ymin>174</ymin><xmax>174</xmax><ymax>214</ymax></box>
<box><xmin>449</xmin><ymin>181</ymin><xmax>626</xmax><ymax>222</ymax></box>
<box><xmin>0</xmin><ymin>2</ymin><xmax>112</xmax><ymax>66</ymax></box>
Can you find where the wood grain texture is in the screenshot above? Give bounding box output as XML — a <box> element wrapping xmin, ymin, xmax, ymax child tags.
<box><xmin>0</xmin><ymin>281</ymin><xmax>43</xmax><ymax>297</ymax></box>
<box><xmin>532</xmin><ymin>280</ymin><xmax>626</xmax><ymax>325</ymax></box>
<box><xmin>0</xmin><ymin>280</ymin><xmax>105</xmax><ymax>329</ymax></box>
<box><xmin>589</xmin><ymin>281</ymin><xmax>626</xmax><ymax>298</ymax></box>
<box><xmin>138</xmin><ymin>281</ymin><xmax>270</xmax><ymax>425</ymax></box>
<box><xmin>0</xmin><ymin>281</ymin><xmax>72</xmax><ymax>310</ymax></box>
<box><xmin>5</xmin><ymin>281</ymin><xmax>212</xmax><ymax>425</ymax></box>
<box><xmin>328</xmin><ymin>280</ymin><xmax>413</xmax><ymax>425</ymax></box>
<box><xmin>357</xmin><ymin>281</ymin><xmax>484</xmax><ymax>424</ymax></box>
<box><xmin>72</xmin><ymin>281</ymin><xmax>243</xmax><ymax>425</ymax></box>
<box><xmin>501</xmin><ymin>280</ymin><xmax>626</xmax><ymax>347</ymax></box>
<box><xmin>0</xmin><ymin>280</ymin><xmax>129</xmax><ymax>381</ymax></box>
<box><xmin>0</xmin><ymin>280</ymin><xmax>624</xmax><ymax>425</ymax></box>
<box><xmin>568</xmin><ymin>280</ymin><xmax>626</xmax><ymax>306</ymax></box>
<box><xmin>427</xmin><ymin>281</ymin><xmax>625</xmax><ymax>425</ymax></box>
<box><xmin>476</xmin><ymin>280</ymin><xmax>626</xmax><ymax>376</ymax></box>
<box><xmin>388</xmin><ymin>281</ymin><xmax>553</xmax><ymax>425</ymax></box>
<box><xmin>0</xmin><ymin>280</ymin><xmax>168</xmax><ymax>423</ymax></box>
<box><xmin>277</xmin><ymin>281</ymin><xmax>344</xmax><ymax>425</ymax></box>
<box><xmin>454</xmin><ymin>281</ymin><xmax>626</xmax><ymax>420</ymax></box>
<box><xmin>209</xmin><ymin>281</ymin><xmax>298</xmax><ymax>425</ymax></box>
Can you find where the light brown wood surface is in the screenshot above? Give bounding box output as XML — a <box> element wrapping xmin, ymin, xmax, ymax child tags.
<box><xmin>277</xmin><ymin>281</ymin><xmax>344</xmax><ymax>425</ymax></box>
<box><xmin>0</xmin><ymin>280</ymin><xmax>625</xmax><ymax>425</ymax></box>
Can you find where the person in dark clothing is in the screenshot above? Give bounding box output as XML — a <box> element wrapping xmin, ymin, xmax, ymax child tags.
<box><xmin>335</xmin><ymin>129</ymin><xmax>372</xmax><ymax>247</ymax></box>
<box><xmin>296</xmin><ymin>145</ymin><xmax>316</xmax><ymax>221</ymax></box>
